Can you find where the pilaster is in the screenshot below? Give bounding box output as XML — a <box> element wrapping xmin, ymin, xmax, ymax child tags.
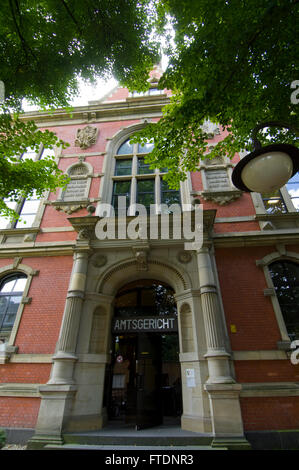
<box><xmin>196</xmin><ymin>245</ymin><xmax>250</xmax><ymax>449</ymax></box>
<box><xmin>28</xmin><ymin>216</ymin><xmax>95</xmax><ymax>448</ymax></box>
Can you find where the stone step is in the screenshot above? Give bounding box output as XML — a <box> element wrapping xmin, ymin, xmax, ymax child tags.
<box><xmin>62</xmin><ymin>430</ymin><xmax>213</xmax><ymax>448</ymax></box>
<box><xmin>45</xmin><ymin>443</ymin><xmax>224</xmax><ymax>451</ymax></box>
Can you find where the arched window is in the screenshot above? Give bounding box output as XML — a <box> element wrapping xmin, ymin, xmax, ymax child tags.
<box><xmin>268</xmin><ymin>261</ymin><xmax>299</xmax><ymax>340</ymax></box>
<box><xmin>0</xmin><ymin>273</ymin><xmax>27</xmax><ymax>333</ymax></box>
<box><xmin>112</xmin><ymin>138</ymin><xmax>180</xmax><ymax>214</ymax></box>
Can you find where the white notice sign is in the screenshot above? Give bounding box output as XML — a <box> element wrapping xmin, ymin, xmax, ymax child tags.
<box><xmin>186</xmin><ymin>368</ymin><xmax>196</xmax><ymax>388</ymax></box>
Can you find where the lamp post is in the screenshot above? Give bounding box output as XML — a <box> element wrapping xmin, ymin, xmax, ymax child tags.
<box><xmin>232</xmin><ymin>122</ymin><xmax>299</xmax><ymax>193</ymax></box>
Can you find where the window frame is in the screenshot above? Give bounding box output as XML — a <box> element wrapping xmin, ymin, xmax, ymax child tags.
<box><xmin>258</xmin><ymin>250</ymin><xmax>299</xmax><ymax>348</ymax></box>
<box><xmin>268</xmin><ymin>260</ymin><xmax>299</xmax><ymax>341</ymax></box>
<box><xmin>111</xmin><ymin>138</ymin><xmax>180</xmax><ymax>215</ymax></box>
<box><xmin>0</xmin><ymin>273</ymin><xmax>27</xmax><ymax>334</ymax></box>
<box><xmin>98</xmin><ymin>124</ymin><xmax>192</xmax><ymax>218</ymax></box>
<box><xmin>0</xmin><ymin>145</ymin><xmax>56</xmax><ymax>230</ymax></box>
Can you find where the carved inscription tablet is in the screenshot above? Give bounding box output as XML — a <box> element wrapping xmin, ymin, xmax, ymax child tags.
<box><xmin>206</xmin><ymin>169</ymin><xmax>230</xmax><ymax>190</ymax></box>
<box><xmin>62</xmin><ymin>178</ymin><xmax>88</xmax><ymax>201</ymax></box>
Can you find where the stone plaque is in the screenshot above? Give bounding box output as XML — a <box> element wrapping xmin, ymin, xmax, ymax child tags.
<box><xmin>206</xmin><ymin>169</ymin><xmax>230</xmax><ymax>190</ymax></box>
<box><xmin>62</xmin><ymin>178</ymin><xmax>88</xmax><ymax>201</ymax></box>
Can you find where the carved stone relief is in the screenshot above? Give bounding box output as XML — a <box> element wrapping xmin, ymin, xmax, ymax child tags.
<box><xmin>201</xmin><ymin>120</ymin><xmax>220</xmax><ymax>139</ymax></box>
<box><xmin>200</xmin><ymin>191</ymin><xmax>242</xmax><ymax>205</ymax></box>
<box><xmin>75</xmin><ymin>125</ymin><xmax>99</xmax><ymax>149</ymax></box>
<box><xmin>177</xmin><ymin>251</ymin><xmax>192</xmax><ymax>264</ymax></box>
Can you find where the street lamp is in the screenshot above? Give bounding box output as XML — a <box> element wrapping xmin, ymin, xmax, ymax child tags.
<box><xmin>232</xmin><ymin>122</ymin><xmax>299</xmax><ymax>193</ymax></box>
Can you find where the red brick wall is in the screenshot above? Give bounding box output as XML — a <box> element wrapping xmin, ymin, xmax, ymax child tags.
<box><xmin>241</xmin><ymin>396</ymin><xmax>299</xmax><ymax>430</ymax></box>
<box><xmin>235</xmin><ymin>360</ymin><xmax>299</xmax><ymax>383</ymax></box>
<box><xmin>15</xmin><ymin>256</ymin><xmax>73</xmax><ymax>354</ymax></box>
<box><xmin>0</xmin><ymin>255</ymin><xmax>73</xmax><ymax>355</ymax></box>
<box><xmin>0</xmin><ymin>364</ymin><xmax>52</xmax><ymax>384</ymax></box>
<box><xmin>0</xmin><ymin>397</ymin><xmax>41</xmax><ymax>428</ymax></box>
<box><xmin>0</xmin><ymin>254</ymin><xmax>72</xmax><ymax>430</ymax></box>
<box><xmin>215</xmin><ymin>245</ymin><xmax>282</xmax><ymax>350</ymax></box>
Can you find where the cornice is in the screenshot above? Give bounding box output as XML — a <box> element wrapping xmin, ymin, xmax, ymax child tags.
<box><xmin>20</xmin><ymin>94</ymin><xmax>170</xmax><ymax>127</ymax></box>
<box><xmin>213</xmin><ymin>230</ymin><xmax>299</xmax><ymax>248</ymax></box>
<box><xmin>0</xmin><ymin>242</ymin><xmax>75</xmax><ymax>258</ymax></box>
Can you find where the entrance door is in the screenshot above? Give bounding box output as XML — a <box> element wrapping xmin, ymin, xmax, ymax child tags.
<box><xmin>105</xmin><ymin>280</ymin><xmax>181</xmax><ymax>430</ymax></box>
<box><xmin>135</xmin><ymin>333</ymin><xmax>163</xmax><ymax>430</ymax></box>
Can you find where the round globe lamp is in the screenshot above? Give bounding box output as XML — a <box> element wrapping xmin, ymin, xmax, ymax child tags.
<box><xmin>232</xmin><ymin>143</ymin><xmax>299</xmax><ymax>193</ymax></box>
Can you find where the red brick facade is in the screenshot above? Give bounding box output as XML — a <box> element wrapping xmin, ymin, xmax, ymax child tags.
<box><xmin>0</xmin><ymin>80</ymin><xmax>298</xmax><ymax>441</ymax></box>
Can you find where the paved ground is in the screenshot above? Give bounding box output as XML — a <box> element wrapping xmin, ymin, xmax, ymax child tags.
<box><xmin>2</xmin><ymin>444</ymin><xmax>26</xmax><ymax>450</ymax></box>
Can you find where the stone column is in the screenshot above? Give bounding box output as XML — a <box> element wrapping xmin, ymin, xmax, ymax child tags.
<box><xmin>48</xmin><ymin>249</ymin><xmax>89</xmax><ymax>385</ymax></box>
<box><xmin>196</xmin><ymin>246</ymin><xmax>250</xmax><ymax>450</ymax></box>
<box><xmin>196</xmin><ymin>246</ymin><xmax>233</xmax><ymax>384</ymax></box>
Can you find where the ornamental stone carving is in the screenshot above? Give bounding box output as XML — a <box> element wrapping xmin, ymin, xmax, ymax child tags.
<box><xmin>91</xmin><ymin>254</ymin><xmax>108</xmax><ymax>268</ymax></box>
<box><xmin>200</xmin><ymin>190</ymin><xmax>242</xmax><ymax>205</ymax></box>
<box><xmin>201</xmin><ymin>120</ymin><xmax>220</xmax><ymax>139</ymax></box>
<box><xmin>132</xmin><ymin>244</ymin><xmax>150</xmax><ymax>271</ymax></box>
<box><xmin>75</xmin><ymin>125</ymin><xmax>99</xmax><ymax>149</ymax></box>
<box><xmin>177</xmin><ymin>251</ymin><xmax>192</xmax><ymax>264</ymax></box>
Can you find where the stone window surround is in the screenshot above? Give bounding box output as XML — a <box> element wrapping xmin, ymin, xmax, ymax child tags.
<box><xmin>98</xmin><ymin>122</ymin><xmax>192</xmax><ymax>217</ymax></box>
<box><xmin>0</xmin><ymin>145</ymin><xmax>61</xmax><ymax>242</ymax></box>
<box><xmin>55</xmin><ymin>159</ymin><xmax>94</xmax><ymax>205</ymax></box>
<box><xmin>252</xmin><ymin>187</ymin><xmax>298</xmax><ymax>215</ymax></box>
<box><xmin>0</xmin><ymin>260</ymin><xmax>39</xmax><ymax>362</ymax></box>
<box><xmin>256</xmin><ymin>247</ymin><xmax>299</xmax><ymax>350</ymax></box>
<box><xmin>193</xmin><ymin>148</ymin><xmax>242</xmax><ymax>205</ymax></box>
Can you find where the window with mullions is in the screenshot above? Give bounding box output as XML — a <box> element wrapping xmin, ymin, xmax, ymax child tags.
<box><xmin>111</xmin><ymin>138</ymin><xmax>180</xmax><ymax>214</ymax></box>
<box><xmin>260</xmin><ymin>172</ymin><xmax>299</xmax><ymax>214</ymax></box>
<box><xmin>286</xmin><ymin>172</ymin><xmax>299</xmax><ymax>210</ymax></box>
<box><xmin>15</xmin><ymin>192</ymin><xmax>40</xmax><ymax>228</ymax></box>
<box><xmin>0</xmin><ymin>274</ymin><xmax>27</xmax><ymax>333</ymax></box>
<box><xmin>136</xmin><ymin>179</ymin><xmax>155</xmax><ymax>210</ymax></box>
<box><xmin>112</xmin><ymin>181</ymin><xmax>131</xmax><ymax>215</ymax></box>
<box><xmin>130</xmin><ymin>87</ymin><xmax>163</xmax><ymax>98</ymax></box>
<box><xmin>161</xmin><ymin>179</ymin><xmax>181</xmax><ymax>206</ymax></box>
<box><xmin>0</xmin><ymin>191</ymin><xmax>40</xmax><ymax>229</ymax></box>
<box><xmin>19</xmin><ymin>145</ymin><xmax>55</xmax><ymax>161</ymax></box>
<box><xmin>268</xmin><ymin>261</ymin><xmax>299</xmax><ymax>340</ymax></box>
<box><xmin>115</xmin><ymin>159</ymin><xmax>132</xmax><ymax>176</ymax></box>
<box><xmin>138</xmin><ymin>158</ymin><xmax>154</xmax><ymax>175</ymax></box>
<box><xmin>262</xmin><ymin>191</ymin><xmax>287</xmax><ymax>215</ymax></box>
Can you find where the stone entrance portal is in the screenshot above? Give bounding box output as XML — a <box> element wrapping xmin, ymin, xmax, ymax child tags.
<box><xmin>105</xmin><ymin>280</ymin><xmax>182</xmax><ymax>430</ymax></box>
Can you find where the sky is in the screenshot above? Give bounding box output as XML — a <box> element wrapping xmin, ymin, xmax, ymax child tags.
<box><xmin>23</xmin><ymin>76</ymin><xmax>118</xmax><ymax>112</ymax></box>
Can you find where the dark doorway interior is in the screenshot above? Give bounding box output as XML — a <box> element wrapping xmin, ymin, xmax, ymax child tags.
<box><xmin>104</xmin><ymin>280</ymin><xmax>182</xmax><ymax>430</ymax></box>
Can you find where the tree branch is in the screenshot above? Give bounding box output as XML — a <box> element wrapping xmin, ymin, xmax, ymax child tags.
<box><xmin>59</xmin><ymin>0</ymin><xmax>83</xmax><ymax>35</ymax></box>
<box><xmin>9</xmin><ymin>0</ymin><xmax>37</xmax><ymax>60</ymax></box>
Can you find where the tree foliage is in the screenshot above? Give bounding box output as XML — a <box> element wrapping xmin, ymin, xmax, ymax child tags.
<box><xmin>1</xmin><ymin>0</ymin><xmax>159</xmax><ymax>109</ymax></box>
<box><xmin>132</xmin><ymin>0</ymin><xmax>299</xmax><ymax>188</ymax></box>
<box><xmin>0</xmin><ymin>0</ymin><xmax>160</xmax><ymax>218</ymax></box>
<box><xmin>0</xmin><ymin>108</ymin><xmax>69</xmax><ymax>221</ymax></box>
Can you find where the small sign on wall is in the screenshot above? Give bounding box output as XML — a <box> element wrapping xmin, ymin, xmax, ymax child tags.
<box><xmin>186</xmin><ymin>368</ymin><xmax>196</xmax><ymax>388</ymax></box>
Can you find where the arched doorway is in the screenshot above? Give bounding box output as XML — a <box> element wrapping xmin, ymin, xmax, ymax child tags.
<box><xmin>104</xmin><ymin>279</ymin><xmax>182</xmax><ymax>430</ymax></box>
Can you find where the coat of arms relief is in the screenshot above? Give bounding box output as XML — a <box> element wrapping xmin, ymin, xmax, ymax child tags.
<box><xmin>75</xmin><ymin>125</ymin><xmax>99</xmax><ymax>149</ymax></box>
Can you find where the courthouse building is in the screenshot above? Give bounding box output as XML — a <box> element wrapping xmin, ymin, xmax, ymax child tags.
<box><xmin>0</xmin><ymin>68</ymin><xmax>299</xmax><ymax>450</ymax></box>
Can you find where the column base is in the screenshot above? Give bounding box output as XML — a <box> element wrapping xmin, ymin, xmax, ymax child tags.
<box><xmin>204</xmin><ymin>383</ymin><xmax>247</xmax><ymax>443</ymax></box>
<box><xmin>30</xmin><ymin>384</ymin><xmax>77</xmax><ymax>447</ymax></box>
